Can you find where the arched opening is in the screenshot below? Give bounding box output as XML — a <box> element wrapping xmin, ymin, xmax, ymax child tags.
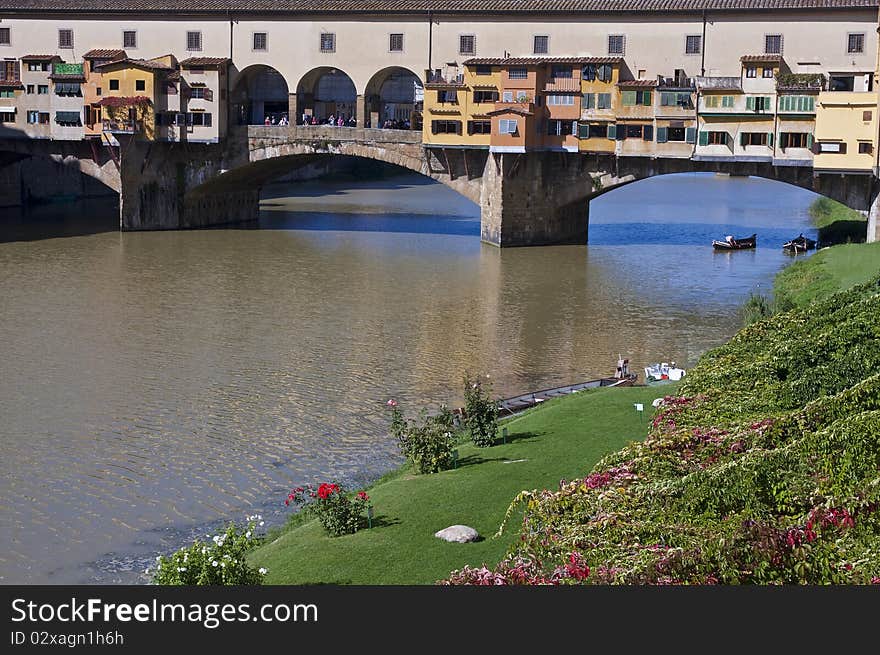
<box><xmin>363</xmin><ymin>67</ymin><xmax>424</xmax><ymax>130</ymax></box>
<box><xmin>231</xmin><ymin>65</ymin><xmax>290</xmax><ymax>126</ymax></box>
<box><xmin>295</xmin><ymin>68</ymin><xmax>357</xmax><ymax>126</ymax></box>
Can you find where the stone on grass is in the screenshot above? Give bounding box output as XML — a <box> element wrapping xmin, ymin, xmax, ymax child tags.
<box><xmin>434</xmin><ymin>525</ymin><xmax>479</xmax><ymax>543</ymax></box>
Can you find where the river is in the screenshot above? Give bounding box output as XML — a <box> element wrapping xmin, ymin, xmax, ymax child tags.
<box><xmin>0</xmin><ymin>172</ymin><xmax>816</xmax><ymax>583</ymax></box>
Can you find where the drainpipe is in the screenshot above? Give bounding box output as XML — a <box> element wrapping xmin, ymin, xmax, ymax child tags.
<box><xmin>428</xmin><ymin>12</ymin><xmax>434</xmax><ymax>75</ymax></box>
<box><xmin>874</xmin><ymin>5</ymin><xmax>880</xmax><ymax>175</ymax></box>
<box><xmin>228</xmin><ymin>12</ymin><xmax>233</xmax><ymax>137</ymax></box>
<box><xmin>700</xmin><ymin>10</ymin><xmax>707</xmax><ymax>77</ymax></box>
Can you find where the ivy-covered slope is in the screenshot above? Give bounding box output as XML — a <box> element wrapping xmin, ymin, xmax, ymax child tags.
<box><xmin>447</xmin><ymin>276</ymin><xmax>880</xmax><ymax>584</ymax></box>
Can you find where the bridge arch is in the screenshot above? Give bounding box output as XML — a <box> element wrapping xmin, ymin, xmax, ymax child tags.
<box><xmin>363</xmin><ymin>66</ymin><xmax>424</xmax><ymax>130</ymax></box>
<box><xmin>295</xmin><ymin>67</ymin><xmax>357</xmax><ymax>126</ymax></box>
<box><xmin>231</xmin><ymin>64</ymin><xmax>290</xmax><ymax>126</ymax></box>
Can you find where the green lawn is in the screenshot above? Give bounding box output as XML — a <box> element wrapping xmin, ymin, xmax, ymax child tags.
<box><xmin>808</xmin><ymin>197</ymin><xmax>867</xmax><ymax>245</ymax></box>
<box><xmin>251</xmin><ymin>384</ymin><xmax>673</xmax><ymax>585</ymax></box>
<box><xmin>774</xmin><ymin>241</ymin><xmax>880</xmax><ymax>309</ymax></box>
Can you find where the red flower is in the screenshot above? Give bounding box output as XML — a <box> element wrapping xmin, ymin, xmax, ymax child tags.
<box><xmin>357</xmin><ymin>491</ymin><xmax>369</xmax><ymax>501</ymax></box>
<box><xmin>317</xmin><ymin>483</ymin><xmax>339</xmax><ymax>500</ymax></box>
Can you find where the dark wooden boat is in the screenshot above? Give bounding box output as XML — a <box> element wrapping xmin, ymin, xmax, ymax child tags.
<box><xmin>782</xmin><ymin>234</ymin><xmax>817</xmax><ymax>253</ymax></box>
<box><xmin>712</xmin><ymin>233</ymin><xmax>757</xmax><ymax>250</ymax></box>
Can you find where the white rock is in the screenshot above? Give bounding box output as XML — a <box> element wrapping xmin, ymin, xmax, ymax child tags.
<box><xmin>434</xmin><ymin>525</ymin><xmax>479</xmax><ymax>543</ymax></box>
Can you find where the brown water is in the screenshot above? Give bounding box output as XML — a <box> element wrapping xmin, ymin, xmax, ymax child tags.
<box><xmin>0</xmin><ymin>172</ymin><xmax>816</xmax><ymax>583</ymax></box>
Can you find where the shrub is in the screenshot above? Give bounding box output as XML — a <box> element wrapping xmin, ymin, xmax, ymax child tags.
<box><xmin>740</xmin><ymin>292</ymin><xmax>775</xmax><ymax>326</ymax></box>
<box><xmin>151</xmin><ymin>516</ymin><xmax>266</xmax><ymax>585</ymax></box>
<box><xmin>463</xmin><ymin>374</ymin><xmax>498</xmax><ymax>447</ymax></box>
<box><xmin>287</xmin><ymin>483</ymin><xmax>372</xmax><ymax>537</ymax></box>
<box><xmin>387</xmin><ymin>400</ymin><xmax>456</xmax><ymax>473</ymax></box>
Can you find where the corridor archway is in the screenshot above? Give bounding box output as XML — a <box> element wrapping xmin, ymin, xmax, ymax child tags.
<box><xmin>296</xmin><ymin>68</ymin><xmax>357</xmax><ymax>125</ymax></box>
<box><xmin>363</xmin><ymin>67</ymin><xmax>423</xmax><ymax>129</ymax></box>
<box><xmin>231</xmin><ymin>65</ymin><xmax>290</xmax><ymax>125</ymax></box>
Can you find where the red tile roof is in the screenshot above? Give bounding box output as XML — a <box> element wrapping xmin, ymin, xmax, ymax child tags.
<box><xmin>465</xmin><ymin>57</ymin><xmax>623</xmax><ymax>66</ymax></box>
<box><xmin>487</xmin><ymin>105</ymin><xmax>533</xmax><ymax>116</ymax></box>
<box><xmin>2</xmin><ymin>0</ymin><xmax>877</xmax><ymax>14</ymax></box>
<box><xmin>83</xmin><ymin>49</ymin><xmax>127</xmax><ymax>60</ymax></box>
<box><xmin>741</xmin><ymin>54</ymin><xmax>784</xmax><ymax>63</ymax></box>
<box><xmin>21</xmin><ymin>54</ymin><xmax>61</xmax><ymax>61</ymax></box>
<box><xmin>179</xmin><ymin>57</ymin><xmax>230</xmax><ymax>67</ymax></box>
<box><xmin>94</xmin><ymin>58</ymin><xmax>174</xmax><ymax>71</ymax></box>
<box><xmin>618</xmin><ymin>79</ymin><xmax>659</xmax><ymax>87</ymax></box>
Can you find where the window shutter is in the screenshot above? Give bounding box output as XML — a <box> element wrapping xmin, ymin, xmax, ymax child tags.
<box><xmin>616</xmin><ymin>126</ymin><xmax>626</xmax><ymax>140</ymax></box>
<box><xmin>657</xmin><ymin>126</ymin><xmax>668</xmax><ymax>143</ymax></box>
<box><xmin>839</xmin><ymin>142</ymin><xmax>847</xmax><ymax>154</ymax></box>
<box><xmin>643</xmin><ymin>125</ymin><xmax>653</xmax><ymax>141</ymax></box>
<box><xmin>698</xmin><ymin>130</ymin><xmax>708</xmax><ymax>146</ymax></box>
<box><xmin>642</xmin><ymin>91</ymin><xmax>652</xmax><ymax>105</ymax></box>
<box><xmin>764</xmin><ymin>97</ymin><xmax>771</xmax><ymax>111</ymax></box>
<box><xmin>685</xmin><ymin>127</ymin><xmax>696</xmax><ymax>143</ymax></box>
<box><xmin>204</xmin><ymin>88</ymin><xmax>213</xmax><ymax>102</ymax></box>
<box><xmin>622</xmin><ymin>90</ymin><xmax>636</xmax><ymax>106</ymax></box>
<box><xmin>725</xmin><ymin>132</ymin><xmax>732</xmax><ymax>147</ymax></box>
<box><xmin>807</xmin><ymin>96</ymin><xmax>815</xmax><ymax>112</ymax></box>
<box><xmin>577</xmin><ymin>122</ymin><xmax>589</xmax><ymax>139</ymax></box>
<box><xmin>746</xmin><ymin>96</ymin><xmax>755</xmax><ymax>110</ymax></box>
<box><xmin>807</xmin><ymin>133</ymin><xmax>814</xmax><ymax>149</ymax></box>
<box><xmin>740</xmin><ymin>132</ymin><xmax>748</xmax><ymax>147</ymax></box>
<box><xmin>205</xmin><ymin>113</ymin><xmax>212</xmax><ymax>127</ymax></box>
<box><xmin>607</xmin><ymin>124</ymin><xmax>616</xmax><ymax>139</ymax></box>
<box><xmin>455</xmin><ymin>121</ymin><xmax>462</xmax><ymax>135</ymax></box>
<box><xmin>431</xmin><ymin>120</ymin><xmax>438</xmax><ymax>134</ymax></box>
<box><xmin>769</xmin><ymin>132</ymin><xmax>773</xmax><ymax>147</ymax></box>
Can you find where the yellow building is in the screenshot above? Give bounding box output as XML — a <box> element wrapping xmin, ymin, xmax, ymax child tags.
<box><xmin>813</xmin><ymin>90</ymin><xmax>878</xmax><ymax>172</ymax></box>
<box><xmin>94</xmin><ymin>56</ymin><xmax>175</xmax><ymax>140</ymax></box>
<box><xmin>578</xmin><ymin>57</ymin><xmax>623</xmax><ymax>154</ymax></box>
<box><xmin>462</xmin><ymin>61</ymin><xmax>501</xmax><ymax>148</ymax></box>
<box><xmin>422</xmin><ymin>63</ymin><xmax>467</xmax><ymax>146</ymax></box>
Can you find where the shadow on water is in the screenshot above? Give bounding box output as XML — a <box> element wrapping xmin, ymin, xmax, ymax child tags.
<box><xmin>0</xmin><ymin>197</ymin><xmax>119</xmax><ymax>243</ymax></box>
<box><xmin>260</xmin><ymin>174</ymin><xmax>439</xmax><ymax>200</ymax></box>
<box><xmin>257</xmin><ymin>211</ymin><xmax>480</xmax><ymax>237</ymax></box>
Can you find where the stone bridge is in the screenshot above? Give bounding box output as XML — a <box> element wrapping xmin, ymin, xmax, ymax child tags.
<box><xmin>2</xmin><ymin>126</ymin><xmax>879</xmax><ymax>244</ymax></box>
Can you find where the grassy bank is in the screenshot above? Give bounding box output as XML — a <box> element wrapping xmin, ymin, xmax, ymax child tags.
<box><xmin>808</xmin><ymin>197</ymin><xmax>867</xmax><ymax>245</ymax></box>
<box><xmin>250</xmin><ymin>384</ymin><xmax>672</xmax><ymax>584</ymax></box>
<box><xmin>773</xmin><ymin>241</ymin><xmax>880</xmax><ymax>309</ymax></box>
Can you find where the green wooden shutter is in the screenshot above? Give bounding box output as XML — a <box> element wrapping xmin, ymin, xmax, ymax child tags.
<box><xmin>741</xmin><ymin>132</ymin><xmax>748</xmax><ymax>147</ymax></box>
<box><xmin>661</xmin><ymin>92</ymin><xmax>671</xmax><ymax>106</ymax></box>
<box><xmin>807</xmin><ymin>133</ymin><xmax>814</xmax><ymax>149</ymax></box>
<box><xmin>724</xmin><ymin>132</ymin><xmax>731</xmax><ymax>146</ymax></box>
<box><xmin>657</xmin><ymin>126</ymin><xmax>668</xmax><ymax>143</ymax></box>
<box><xmin>764</xmin><ymin>97</ymin><xmax>771</xmax><ymax>112</ymax></box>
<box><xmin>578</xmin><ymin>122</ymin><xmax>589</xmax><ymax>139</ymax></box>
<box><xmin>607</xmin><ymin>124</ymin><xmax>617</xmax><ymax>139</ymax></box>
<box><xmin>685</xmin><ymin>127</ymin><xmax>696</xmax><ymax>143</ymax></box>
<box><xmin>698</xmin><ymin>130</ymin><xmax>708</xmax><ymax>146</ymax></box>
<box><xmin>746</xmin><ymin>96</ymin><xmax>755</xmax><ymax>110</ymax></box>
<box><xmin>622</xmin><ymin>90</ymin><xmax>636</xmax><ymax>106</ymax></box>
<box><xmin>769</xmin><ymin>132</ymin><xmax>773</xmax><ymax>147</ymax></box>
<box><xmin>807</xmin><ymin>96</ymin><xmax>815</xmax><ymax>112</ymax></box>
<box><xmin>643</xmin><ymin>125</ymin><xmax>653</xmax><ymax>141</ymax></box>
<box><xmin>641</xmin><ymin>91</ymin><xmax>652</xmax><ymax>106</ymax></box>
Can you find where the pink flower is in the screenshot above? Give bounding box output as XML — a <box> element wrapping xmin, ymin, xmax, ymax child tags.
<box><xmin>357</xmin><ymin>491</ymin><xmax>369</xmax><ymax>501</ymax></box>
<box><xmin>387</xmin><ymin>399</ymin><xmax>398</xmax><ymax>407</ymax></box>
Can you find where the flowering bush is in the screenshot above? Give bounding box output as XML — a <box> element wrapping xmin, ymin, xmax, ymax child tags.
<box><xmin>387</xmin><ymin>400</ymin><xmax>456</xmax><ymax>474</ymax></box>
<box><xmin>151</xmin><ymin>516</ymin><xmax>267</xmax><ymax>585</ymax></box>
<box><xmin>463</xmin><ymin>374</ymin><xmax>498</xmax><ymax>447</ymax></box>
<box><xmin>287</xmin><ymin>484</ymin><xmax>372</xmax><ymax>537</ymax></box>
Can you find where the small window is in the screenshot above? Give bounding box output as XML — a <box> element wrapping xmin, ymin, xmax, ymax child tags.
<box><xmin>596</xmin><ymin>93</ymin><xmax>611</xmax><ymax>109</ymax></box>
<box><xmin>186</xmin><ymin>31</ymin><xmax>202</xmax><ymax>52</ymax></box>
<box><xmin>27</xmin><ymin>110</ymin><xmax>38</xmax><ymax>124</ymax></box>
<box><xmin>533</xmin><ymin>35</ymin><xmax>549</xmax><ymax>55</ymax></box>
<box><xmin>0</xmin><ymin>27</ymin><xmax>10</xmax><ymax>46</ymax></box>
<box><xmin>123</xmin><ymin>30</ymin><xmax>137</xmax><ymax>49</ymax></box>
<box><xmin>253</xmin><ymin>32</ymin><xmax>267</xmax><ymax>51</ymax></box>
<box><xmin>746</xmin><ymin>67</ymin><xmax>757</xmax><ymax>78</ymax></box>
<box><xmin>858</xmin><ymin>142</ymin><xmax>873</xmax><ymax>154</ymax></box>
<box><xmin>499</xmin><ymin>118</ymin><xmax>518</xmax><ymax>134</ymax></box>
<box><xmin>508</xmin><ymin>67</ymin><xmax>528</xmax><ymax>80</ymax></box>
<box><xmin>320</xmin><ymin>33</ymin><xmax>335</xmax><ymax>53</ymax></box>
<box><xmin>765</xmin><ymin>34</ymin><xmax>783</xmax><ymax>55</ymax></box>
<box><xmin>475</xmin><ymin>65</ymin><xmax>492</xmax><ymax>76</ymax></box>
<box><xmin>26</xmin><ymin>84</ymin><xmax>34</xmax><ymax>94</ymax></box>
<box><xmin>37</xmin><ymin>84</ymin><xmax>48</xmax><ymax>94</ymax></box>
<box><xmin>459</xmin><ymin>34</ymin><xmax>475</xmax><ymax>56</ymax></box>
<box><xmin>848</xmin><ymin>33</ymin><xmax>865</xmax><ymax>54</ymax></box>
<box><xmin>551</xmin><ymin>65</ymin><xmax>572</xmax><ymax>79</ymax></box>
<box><xmin>608</xmin><ymin>34</ymin><xmax>625</xmax><ymax>55</ymax></box>
<box><xmin>762</xmin><ymin>67</ymin><xmax>774</xmax><ymax>78</ymax></box>
<box><xmin>96</xmin><ymin>87</ymin><xmax>102</xmax><ymax>96</ymax></box>
<box><xmin>135</xmin><ymin>80</ymin><xmax>145</xmax><ymax>91</ymax></box>
<box><xmin>39</xmin><ymin>112</ymin><xmax>49</xmax><ymax>124</ymax></box>
<box><xmin>597</xmin><ymin>64</ymin><xmax>613</xmax><ymax>83</ymax></box>
<box><xmin>707</xmin><ymin>131</ymin><xmax>728</xmax><ymax>145</ymax></box>
<box><xmin>58</xmin><ymin>29</ymin><xmax>73</xmax><ymax>49</ymax></box>
<box><xmin>863</xmin><ymin>110</ymin><xmax>872</xmax><ymax>121</ymax></box>
<box><xmin>109</xmin><ymin>79</ymin><xmax>119</xmax><ymax>91</ymax></box>
<box><xmin>685</xmin><ymin>35</ymin><xmax>701</xmax><ymax>55</ymax></box>
<box><xmin>467</xmin><ymin>120</ymin><xmax>491</xmax><ymax>134</ymax></box>
<box><xmin>389</xmin><ymin>33</ymin><xmax>403</xmax><ymax>52</ymax></box>
<box><xmin>473</xmin><ymin>89</ymin><xmax>498</xmax><ymax>103</ymax></box>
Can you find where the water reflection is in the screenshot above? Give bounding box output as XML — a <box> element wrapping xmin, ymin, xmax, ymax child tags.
<box><xmin>0</xmin><ymin>172</ymin><xmax>816</xmax><ymax>583</ymax></box>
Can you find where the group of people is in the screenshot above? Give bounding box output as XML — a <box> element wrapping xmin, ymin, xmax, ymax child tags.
<box><xmin>300</xmin><ymin>113</ymin><xmax>356</xmax><ymax>127</ymax></box>
<box><xmin>263</xmin><ymin>114</ymin><xmax>289</xmax><ymax>126</ymax></box>
<box><xmin>379</xmin><ymin>118</ymin><xmax>411</xmax><ymax>130</ymax></box>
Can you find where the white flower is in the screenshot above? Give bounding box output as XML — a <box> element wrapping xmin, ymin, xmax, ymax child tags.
<box><xmin>211</xmin><ymin>560</ymin><xmax>218</xmax><ymax>567</ymax></box>
<box><xmin>220</xmin><ymin>562</ymin><xmax>226</xmax><ymax>568</ymax></box>
<box><xmin>156</xmin><ymin>556</ymin><xmax>161</xmax><ymax>562</ymax></box>
<box><xmin>177</xmin><ymin>567</ymin><xmax>186</xmax><ymax>572</ymax></box>
<box><xmin>259</xmin><ymin>568</ymin><xmax>267</xmax><ymax>575</ymax></box>
<box><xmin>145</xmin><ymin>568</ymin><xmax>150</xmax><ymax>575</ymax></box>
<box><xmin>245</xmin><ymin>531</ymin><xmax>251</xmax><ymax>538</ymax></box>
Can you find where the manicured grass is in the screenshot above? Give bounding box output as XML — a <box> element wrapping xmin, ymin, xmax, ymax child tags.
<box><xmin>774</xmin><ymin>241</ymin><xmax>880</xmax><ymax>309</ymax></box>
<box><xmin>251</xmin><ymin>384</ymin><xmax>673</xmax><ymax>585</ymax></box>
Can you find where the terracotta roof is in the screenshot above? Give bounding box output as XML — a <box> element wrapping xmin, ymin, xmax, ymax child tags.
<box><xmin>94</xmin><ymin>58</ymin><xmax>174</xmax><ymax>71</ymax></box>
<box><xmin>741</xmin><ymin>54</ymin><xmax>784</xmax><ymax>63</ymax></box>
<box><xmin>487</xmin><ymin>105</ymin><xmax>533</xmax><ymax>116</ymax></box>
<box><xmin>465</xmin><ymin>57</ymin><xmax>623</xmax><ymax>66</ymax></box>
<box><xmin>83</xmin><ymin>49</ymin><xmax>127</xmax><ymax>60</ymax></box>
<box><xmin>20</xmin><ymin>54</ymin><xmax>61</xmax><ymax>61</ymax></box>
<box><xmin>0</xmin><ymin>81</ymin><xmax>24</xmax><ymax>88</ymax></box>
<box><xmin>179</xmin><ymin>57</ymin><xmax>230</xmax><ymax>67</ymax></box>
<box><xmin>618</xmin><ymin>79</ymin><xmax>659</xmax><ymax>87</ymax></box>
<box><xmin>48</xmin><ymin>73</ymin><xmax>86</xmax><ymax>80</ymax></box>
<box><xmin>0</xmin><ymin>0</ymin><xmax>876</xmax><ymax>14</ymax></box>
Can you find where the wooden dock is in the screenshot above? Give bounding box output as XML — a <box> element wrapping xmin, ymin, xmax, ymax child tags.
<box><xmin>496</xmin><ymin>375</ymin><xmax>636</xmax><ymax>416</ymax></box>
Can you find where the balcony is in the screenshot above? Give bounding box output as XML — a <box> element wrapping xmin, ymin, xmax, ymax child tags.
<box><xmin>425</xmin><ymin>70</ymin><xmax>464</xmax><ymax>86</ymax></box>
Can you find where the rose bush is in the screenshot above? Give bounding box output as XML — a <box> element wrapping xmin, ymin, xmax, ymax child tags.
<box><xmin>287</xmin><ymin>483</ymin><xmax>372</xmax><ymax>537</ymax></box>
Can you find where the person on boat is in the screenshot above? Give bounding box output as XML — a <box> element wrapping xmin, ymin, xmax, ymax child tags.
<box><xmin>725</xmin><ymin>235</ymin><xmax>734</xmax><ymax>244</ymax></box>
